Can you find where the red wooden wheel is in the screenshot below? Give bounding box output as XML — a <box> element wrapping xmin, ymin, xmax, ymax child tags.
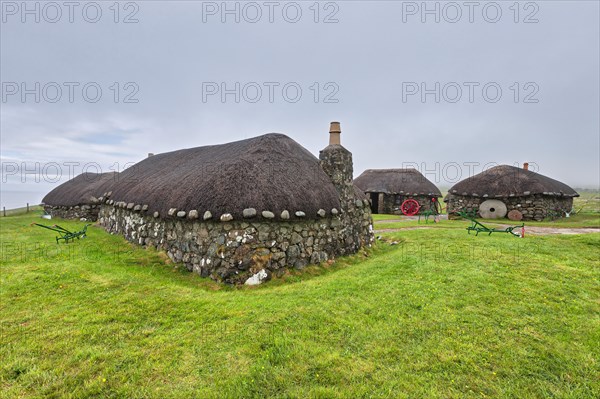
<box><xmin>401</xmin><ymin>199</ymin><xmax>420</xmax><ymax>216</ymax></box>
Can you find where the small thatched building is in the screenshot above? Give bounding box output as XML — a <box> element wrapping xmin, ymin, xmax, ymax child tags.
<box><xmin>354</xmin><ymin>169</ymin><xmax>442</xmax><ymax>214</ymax></box>
<box><xmin>42</xmin><ymin>172</ymin><xmax>118</xmax><ymax>221</ymax></box>
<box><xmin>95</xmin><ymin>122</ymin><xmax>373</xmax><ymax>284</ymax></box>
<box><xmin>445</xmin><ymin>164</ymin><xmax>579</xmax><ymax>221</ymax></box>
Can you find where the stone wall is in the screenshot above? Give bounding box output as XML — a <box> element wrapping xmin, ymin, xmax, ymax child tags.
<box><xmin>379</xmin><ymin>194</ymin><xmax>440</xmax><ymax>215</ymax></box>
<box><xmin>43</xmin><ymin>204</ymin><xmax>101</xmax><ymax>221</ymax></box>
<box><xmin>98</xmin><ymin>201</ymin><xmax>373</xmax><ymax>285</ymax></box>
<box><xmin>445</xmin><ymin>194</ymin><xmax>574</xmax><ymax>221</ymax></box>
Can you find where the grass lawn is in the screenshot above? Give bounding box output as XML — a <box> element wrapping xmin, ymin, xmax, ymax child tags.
<box><xmin>1</xmin><ymin>213</ymin><xmax>599</xmax><ymax>398</ymax></box>
<box><xmin>374</xmin><ymin>213</ymin><xmax>600</xmax><ymax>231</ymax></box>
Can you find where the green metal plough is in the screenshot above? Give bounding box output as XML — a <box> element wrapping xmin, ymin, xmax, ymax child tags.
<box><xmin>418</xmin><ymin>198</ymin><xmax>442</xmax><ymax>224</ymax></box>
<box><xmin>418</xmin><ymin>209</ymin><xmax>439</xmax><ymax>224</ymax></box>
<box><xmin>454</xmin><ymin>211</ymin><xmax>524</xmax><ymax>237</ymax></box>
<box><xmin>31</xmin><ymin>223</ymin><xmax>91</xmax><ymax>243</ymax></box>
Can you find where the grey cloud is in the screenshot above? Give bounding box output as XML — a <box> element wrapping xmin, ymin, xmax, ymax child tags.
<box><xmin>1</xmin><ymin>1</ymin><xmax>598</xmax><ymax>208</ymax></box>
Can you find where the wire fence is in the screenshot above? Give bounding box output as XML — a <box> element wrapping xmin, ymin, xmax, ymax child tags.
<box><xmin>2</xmin><ymin>203</ymin><xmax>43</xmax><ymax>217</ymax></box>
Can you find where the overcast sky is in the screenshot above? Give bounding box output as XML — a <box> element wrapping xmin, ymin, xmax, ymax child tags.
<box><xmin>1</xmin><ymin>0</ymin><xmax>599</xmax><ymax>209</ymax></box>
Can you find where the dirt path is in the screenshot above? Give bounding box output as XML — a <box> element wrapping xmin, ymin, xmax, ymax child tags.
<box><xmin>375</xmin><ymin>226</ymin><xmax>600</xmax><ymax>235</ymax></box>
<box><xmin>375</xmin><ymin>227</ymin><xmax>433</xmax><ymax>233</ymax></box>
<box><xmin>376</xmin><ymin>215</ymin><xmax>449</xmax><ymax>223</ymax></box>
<box><xmin>494</xmin><ymin>225</ymin><xmax>600</xmax><ymax>235</ymax></box>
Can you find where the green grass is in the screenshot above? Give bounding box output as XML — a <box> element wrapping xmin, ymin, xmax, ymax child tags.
<box><xmin>374</xmin><ymin>213</ymin><xmax>600</xmax><ymax>231</ymax></box>
<box><xmin>573</xmin><ymin>191</ymin><xmax>600</xmax><ymax>214</ymax></box>
<box><xmin>1</xmin><ymin>205</ymin><xmax>43</xmax><ymax>217</ymax></box>
<box><xmin>1</xmin><ymin>214</ymin><xmax>599</xmax><ymax>398</ymax></box>
<box><xmin>508</xmin><ymin>213</ymin><xmax>600</xmax><ymax>229</ymax></box>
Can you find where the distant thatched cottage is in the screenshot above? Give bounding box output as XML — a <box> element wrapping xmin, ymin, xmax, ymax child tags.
<box><xmin>354</xmin><ymin>169</ymin><xmax>442</xmax><ymax>215</ymax></box>
<box><xmin>42</xmin><ymin>172</ymin><xmax>117</xmax><ymax>221</ymax></box>
<box><xmin>84</xmin><ymin>122</ymin><xmax>373</xmax><ymax>284</ymax></box>
<box><xmin>445</xmin><ymin>164</ymin><xmax>579</xmax><ymax>221</ymax></box>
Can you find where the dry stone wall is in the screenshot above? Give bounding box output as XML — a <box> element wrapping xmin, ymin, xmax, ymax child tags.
<box><xmin>98</xmin><ymin>201</ymin><xmax>373</xmax><ymax>285</ymax></box>
<box><xmin>446</xmin><ymin>194</ymin><xmax>574</xmax><ymax>221</ymax></box>
<box><xmin>43</xmin><ymin>204</ymin><xmax>101</xmax><ymax>221</ymax></box>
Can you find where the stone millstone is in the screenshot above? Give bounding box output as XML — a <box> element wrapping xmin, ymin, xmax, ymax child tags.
<box><xmin>508</xmin><ymin>209</ymin><xmax>523</xmax><ymax>221</ymax></box>
<box><xmin>479</xmin><ymin>199</ymin><xmax>508</xmax><ymax>219</ymax></box>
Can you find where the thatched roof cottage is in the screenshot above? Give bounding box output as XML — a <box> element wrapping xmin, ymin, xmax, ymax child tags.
<box><xmin>96</xmin><ymin>122</ymin><xmax>373</xmax><ymax>284</ymax></box>
<box><xmin>42</xmin><ymin>172</ymin><xmax>118</xmax><ymax>221</ymax></box>
<box><xmin>354</xmin><ymin>169</ymin><xmax>442</xmax><ymax>215</ymax></box>
<box><xmin>444</xmin><ymin>164</ymin><xmax>579</xmax><ymax>220</ymax></box>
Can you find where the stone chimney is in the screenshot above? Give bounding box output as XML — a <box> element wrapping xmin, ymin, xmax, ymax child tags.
<box><xmin>320</xmin><ymin>122</ymin><xmax>374</xmax><ymax>248</ymax></box>
<box><xmin>329</xmin><ymin>121</ymin><xmax>341</xmax><ymax>145</ymax></box>
<box><xmin>319</xmin><ymin>122</ymin><xmax>354</xmax><ymax>209</ymax></box>
<box><xmin>523</xmin><ymin>162</ymin><xmax>529</xmax><ymax>171</ymax></box>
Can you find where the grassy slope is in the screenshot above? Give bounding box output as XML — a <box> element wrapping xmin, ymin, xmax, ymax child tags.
<box><xmin>1</xmin><ymin>214</ymin><xmax>599</xmax><ymax>398</ymax></box>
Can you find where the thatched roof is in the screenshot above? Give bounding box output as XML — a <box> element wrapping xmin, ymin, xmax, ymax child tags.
<box><xmin>354</xmin><ymin>169</ymin><xmax>442</xmax><ymax>197</ymax></box>
<box><xmin>104</xmin><ymin>133</ymin><xmax>348</xmax><ymax>219</ymax></box>
<box><xmin>447</xmin><ymin>165</ymin><xmax>579</xmax><ymax>198</ymax></box>
<box><xmin>42</xmin><ymin>172</ymin><xmax>118</xmax><ymax>206</ymax></box>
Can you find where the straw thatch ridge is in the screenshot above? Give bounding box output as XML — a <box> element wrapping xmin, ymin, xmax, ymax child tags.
<box><xmin>43</xmin><ymin>172</ymin><xmax>119</xmax><ymax>206</ymax></box>
<box><xmin>354</xmin><ymin>169</ymin><xmax>442</xmax><ymax>196</ymax></box>
<box><xmin>448</xmin><ymin>165</ymin><xmax>579</xmax><ymax>197</ymax></box>
<box><xmin>105</xmin><ymin>133</ymin><xmax>342</xmax><ymax>219</ymax></box>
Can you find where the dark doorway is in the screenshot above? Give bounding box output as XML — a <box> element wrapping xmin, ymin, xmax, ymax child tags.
<box><xmin>369</xmin><ymin>192</ymin><xmax>379</xmax><ymax>214</ymax></box>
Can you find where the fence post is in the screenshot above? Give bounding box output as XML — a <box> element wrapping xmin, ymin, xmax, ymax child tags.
<box><xmin>2</xmin><ymin>207</ymin><xmax>5</xmax><ymax>217</ymax></box>
<box><xmin>27</xmin><ymin>203</ymin><xmax>29</xmax><ymax>213</ymax></box>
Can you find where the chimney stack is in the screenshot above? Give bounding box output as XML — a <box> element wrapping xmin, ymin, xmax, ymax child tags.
<box><xmin>329</xmin><ymin>121</ymin><xmax>341</xmax><ymax>145</ymax></box>
<box><xmin>320</xmin><ymin>121</ymin><xmax>353</xmax><ymax>199</ymax></box>
<box><xmin>523</xmin><ymin>162</ymin><xmax>529</xmax><ymax>171</ymax></box>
